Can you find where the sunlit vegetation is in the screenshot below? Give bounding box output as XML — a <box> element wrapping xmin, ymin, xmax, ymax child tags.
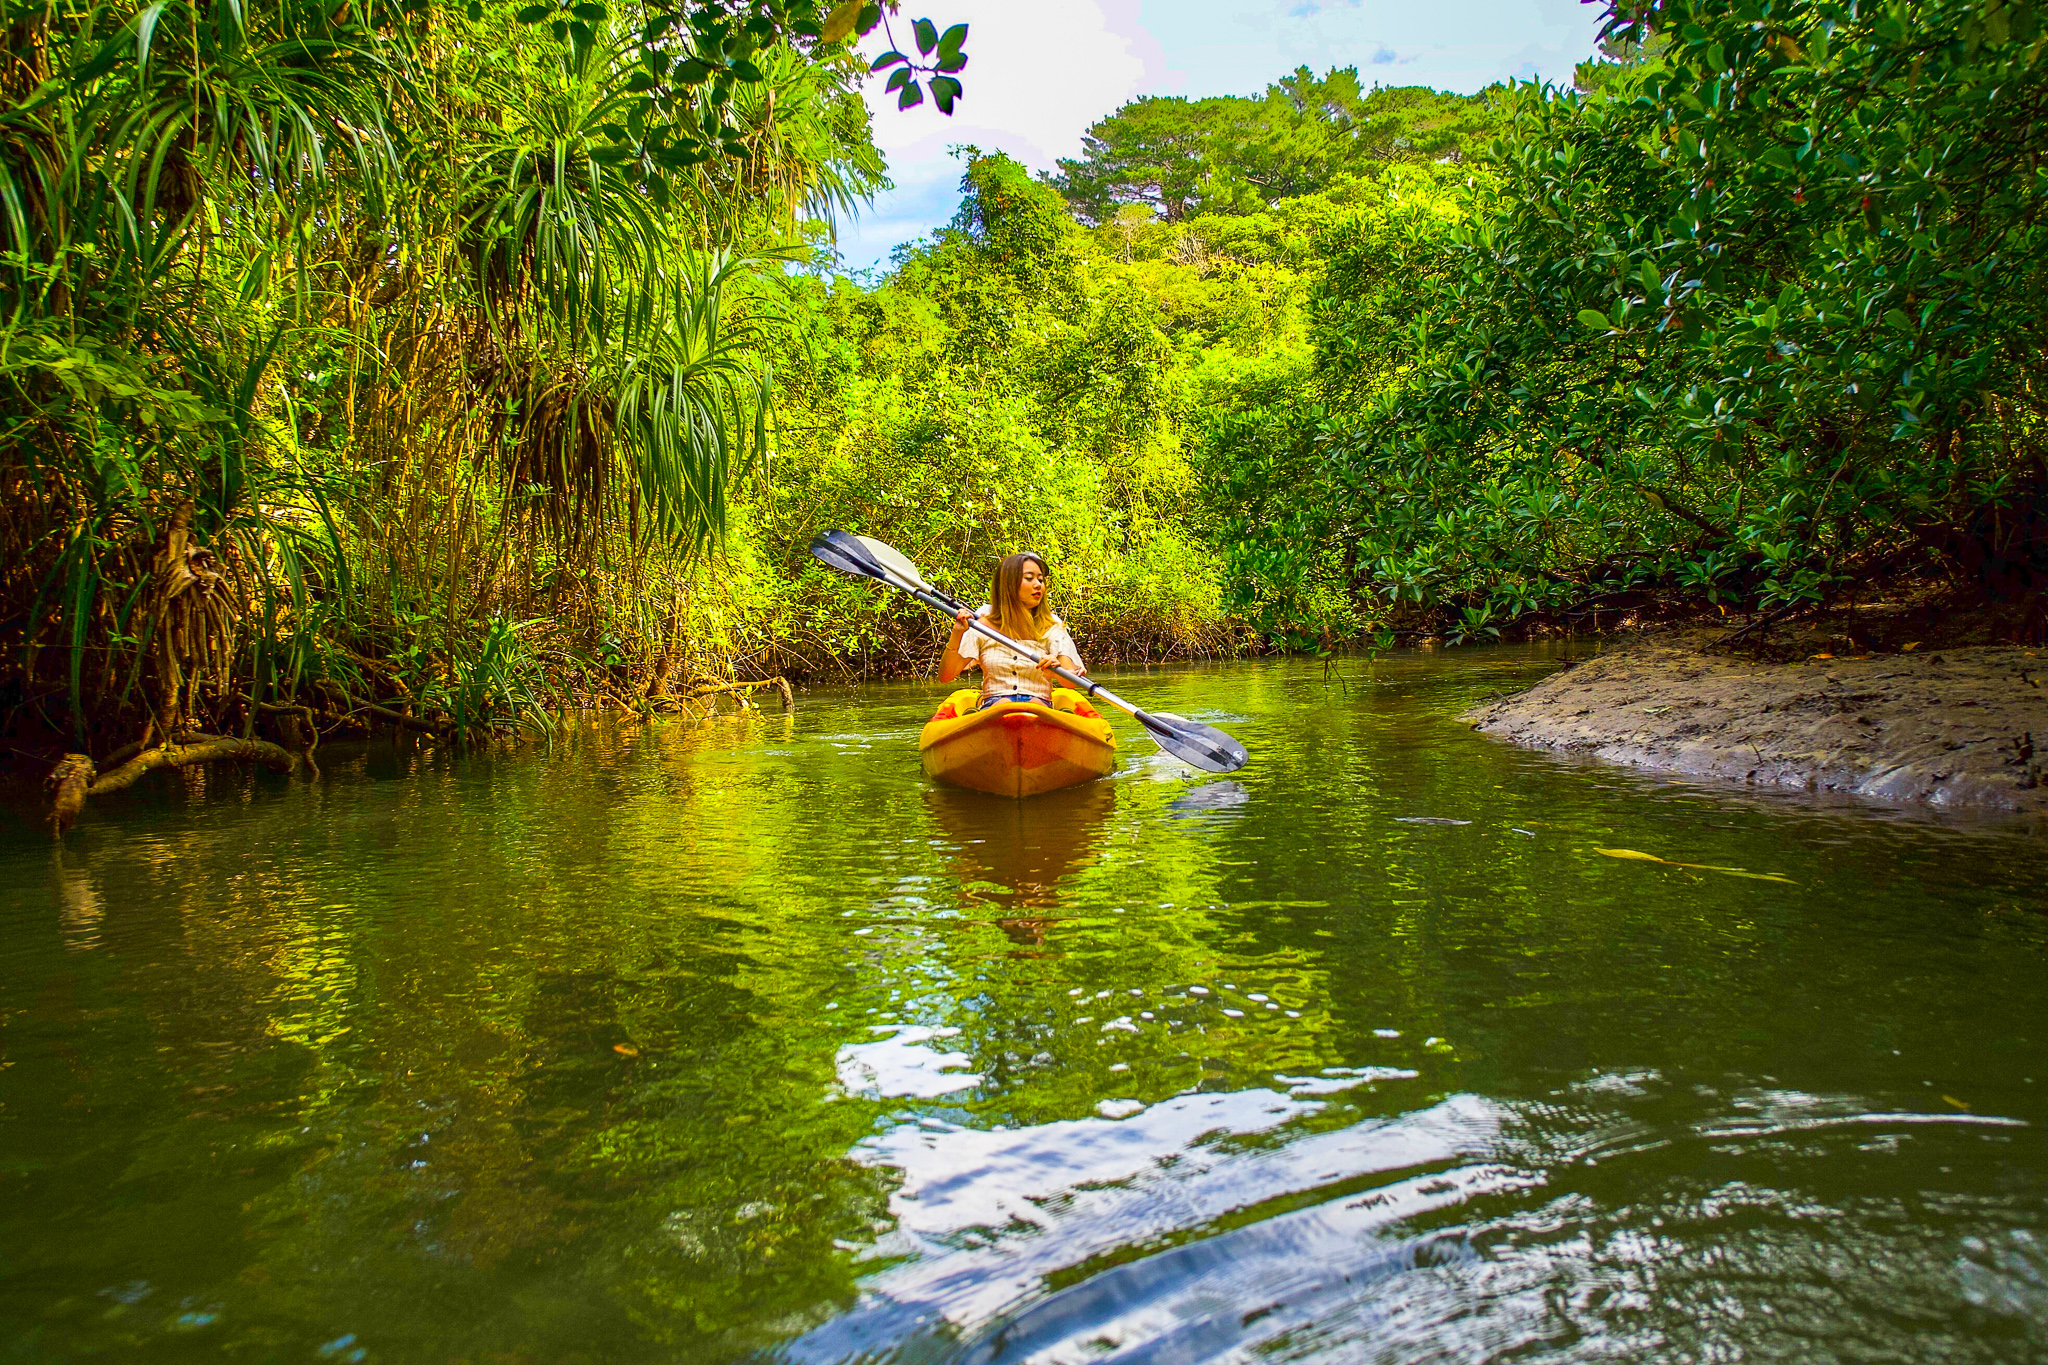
<box><xmin>9</xmin><ymin>0</ymin><xmax>2047</xmax><ymax>783</ymax></box>
<box><xmin>2</xmin><ymin>0</ymin><xmax>898</xmax><ymax>762</ymax></box>
<box><xmin>1207</xmin><ymin>0</ymin><xmax>2048</xmax><ymax>647</ymax></box>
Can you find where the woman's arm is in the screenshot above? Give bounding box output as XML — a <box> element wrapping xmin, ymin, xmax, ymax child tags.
<box><xmin>1036</xmin><ymin>625</ymin><xmax>1085</xmax><ymax>679</ymax></box>
<box><xmin>938</xmin><ymin>607</ymin><xmax>979</xmax><ymax>683</ymax></box>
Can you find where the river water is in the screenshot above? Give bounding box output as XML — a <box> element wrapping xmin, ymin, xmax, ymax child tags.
<box><xmin>3</xmin><ymin>646</ymin><xmax>2044</xmax><ymax>1363</ymax></box>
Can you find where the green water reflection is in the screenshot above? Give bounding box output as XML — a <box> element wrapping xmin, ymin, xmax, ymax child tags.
<box><xmin>2</xmin><ymin>646</ymin><xmax>2044</xmax><ymax>1363</ymax></box>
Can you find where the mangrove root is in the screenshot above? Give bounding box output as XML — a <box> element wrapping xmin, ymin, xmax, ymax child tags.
<box><xmin>99</xmin><ymin>720</ymin><xmax>157</xmax><ymax>772</ymax></box>
<box><xmin>313</xmin><ymin>682</ymin><xmax>452</xmax><ymax>736</ymax></box>
<box><xmin>147</xmin><ymin>500</ymin><xmax>238</xmax><ymax>737</ymax></box>
<box><xmin>681</xmin><ymin>676</ymin><xmax>795</xmax><ymax>713</ymax></box>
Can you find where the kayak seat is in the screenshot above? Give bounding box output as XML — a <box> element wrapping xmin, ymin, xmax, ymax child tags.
<box><xmin>932</xmin><ymin>688</ymin><xmax>980</xmax><ymax>722</ymax></box>
<box><xmin>1048</xmin><ymin>687</ymin><xmax>1102</xmax><ymax>719</ymax></box>
<box><xmin>931</xmin><ymin>687</ymin><xmax>1100</xmax><ymax>722</ymax></box>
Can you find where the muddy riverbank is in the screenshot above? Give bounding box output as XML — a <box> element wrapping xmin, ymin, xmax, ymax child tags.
<box><xmin>1465</xmin><ymin>630</ymin><xmax>2048</xmax><ymax>816</ymax></box>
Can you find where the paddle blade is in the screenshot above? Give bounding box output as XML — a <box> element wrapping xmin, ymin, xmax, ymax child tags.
<box><xmin>1137</xmin><ymin>711</ymin><xmax>1249</xmax><ymax>774</ymax></box>
<box><xmin>808</xmin><ymin>530</ymin><xmax>890</xmax><ymax>583</ymax></box>
<box><xmin>850</xmin><ymin>535</ymin><xmax>933</xmax><ymax>593</ymax></box>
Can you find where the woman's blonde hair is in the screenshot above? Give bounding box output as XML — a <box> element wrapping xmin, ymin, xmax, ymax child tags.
<box><xmin>990</xmin><ymin>552</ymin><xmax>1054</xmax><ymax>642</ymax></box>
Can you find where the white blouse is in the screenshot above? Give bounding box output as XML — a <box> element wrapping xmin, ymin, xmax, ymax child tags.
<box><xmin>957</xmin><ymin>607</ymin><xmax>1083</xmax><ymax>702</ymax></box>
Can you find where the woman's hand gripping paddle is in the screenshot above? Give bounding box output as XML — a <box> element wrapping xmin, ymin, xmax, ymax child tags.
<box><xmin>807</xmin><ymin>530</ymin><xmax>1250</xmax><ymax>774</ymax></box>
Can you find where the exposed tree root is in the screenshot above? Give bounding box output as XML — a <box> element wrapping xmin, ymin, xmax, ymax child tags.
<box><xmin>311</xmin><ymin>682</ymin><xmax>452</xmax><ymax>737</ymax></box>
<box><xmin>678</xmin><ymin>676</ymin><xmax>795</xmax><ymax>712</ymax></box>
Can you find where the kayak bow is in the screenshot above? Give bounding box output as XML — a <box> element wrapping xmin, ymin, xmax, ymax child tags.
<box><xmin>919</xmin><ymin>700</ymin><xmax>1117</xmax><ymax>798</ymax></box>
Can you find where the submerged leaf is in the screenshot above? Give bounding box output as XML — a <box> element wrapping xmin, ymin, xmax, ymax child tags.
<box><xmin>1596</xmin><ymin>848</ymin><xmax>1795</xmax><ymax>884</ymax></box>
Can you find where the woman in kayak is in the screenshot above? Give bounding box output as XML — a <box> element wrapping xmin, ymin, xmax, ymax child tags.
<box><xmin>939</xmin><ymin>551</ymin><xmax>1087</xmax><ymax>708</ymax></box>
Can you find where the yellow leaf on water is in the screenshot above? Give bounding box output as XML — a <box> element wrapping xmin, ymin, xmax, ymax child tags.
<box><xmin>1695</xmin><ymin>866</ymin><xmax>1799</xmax><ymax>884</ymax></box>
<box><xmin>613</xmin><ymin>1043</ymin><xmax>639</xmax><ymax>1057</ymax></box>
<box><xmin>1809</xmin><ymin>653</ymin><xmax>1834</xmax><ymax>661</ymax></box>
<box><xmin>1595</xmin><ymin>848</ymin><xmax>1796</xmax><ymax>884</ymax></box>
<box><xmin>1901</xmin><ymin>641</ymin><xmax>1922</xmax><ymax>652</ymax></box>
<box><xmin>1942</xmin><ymin>1094</ymin><xmax>1971</xmax><ymax>1112</ymax></box>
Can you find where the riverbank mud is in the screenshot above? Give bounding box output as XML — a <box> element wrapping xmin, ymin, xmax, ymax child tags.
<box><xmin>1465</xmin><ymin>631</ymin><xmax>2048</xmax><ymax>815</ymax></box>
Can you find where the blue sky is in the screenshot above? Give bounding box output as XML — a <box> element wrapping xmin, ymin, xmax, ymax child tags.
<box><xmin>828</xmin><ymin>0</ymin><xmax>1608</xmax><ymax>271</ymax></box>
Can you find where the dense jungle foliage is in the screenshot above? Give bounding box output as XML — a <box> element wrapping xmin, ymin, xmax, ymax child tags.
<box><xmin>1210</xmin><ymin>0</ymin><xmax>2048</xmax><ymax>647</ymax></box>
<box><xmin>6</xmin><ymin>0</ymin><xmax>2047</xmax><ymax>772</ymax></box>
<box><xmin>0</xmin><ymin>0</ymin><xmax>937</xmax><ymax>759</ymax></box>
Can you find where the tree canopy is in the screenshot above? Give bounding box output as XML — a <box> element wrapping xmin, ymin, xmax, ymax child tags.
<box><xmin>1050</xmin><ymin>67</ymin><xmax>1508</xmax><ymax>223</ymax></box>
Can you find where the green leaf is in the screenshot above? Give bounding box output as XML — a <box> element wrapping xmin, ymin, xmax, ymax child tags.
<box><xmin>731</xmin><ymin>58</ymin><xmax>764</xmax><ymax>82</ymax></box>
<box><xmin>514</xmin><ymin>3</ymin><xmax>551</xmax><ymax>22</ymax></box>
<box><xmin>937</xmin><ymin>22</ymin><xmax>967</xmax><ymax>57</ymax></box>
<box><xmin>674</xmin><ymin>57</ymin><xmax>710</xmax><ymax>83</ymax></box>
<box><xmin>913</xmin><ymin>16</ymin><xmax>937</xmax><ymax>54</ymax></box>
<box><xmin>571</xmin><ymin>2</ymin><xmax>606</xmax><ymax>20</ymax></box>
<box><xmin>898</xmin><ymin>79</ymin><xmax>924</xmax><ymax>109</ymax></box>
<box><xmin>1576</xmin><ymin>308</ymin><xmax>1612</xmax><ymax>332</ymax></box>
<box><xmin>133</xmin><ymin>0</ymin><xmax>167</xmax><ymax>69</ymax></box>
<box><xmin>884</xmin><ymin>66</ymin><xmax>912</xmax><ymax>93</ymax></box>
<box><xmin>870</xmin><ymin>49</ymin><xmax>907</xmax><ymax>70</ymax></box>
<box><xmin>930</xmin><ymin>74</ymin><xmax>961</xmax><ymax>114</ymax></box>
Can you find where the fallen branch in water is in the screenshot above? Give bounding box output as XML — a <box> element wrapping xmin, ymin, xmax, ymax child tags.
<box><xmin>89</xmin><ymin>737</ymin><xmax>294</xmax><ymax>796</ymax></box>
<box><xmin>100</xmin><ymin>729</ymin><xmax>227</xmax><ymax>771</ymax></box>
<box><xmin>46</xmin><ymin>736</ymin><xmax>295</xmax><ymax>837</ymax></box>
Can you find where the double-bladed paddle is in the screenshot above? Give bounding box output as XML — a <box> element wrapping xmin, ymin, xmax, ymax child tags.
<box><xmin>807</xmin><ymin>530</ymin><xmax>1249</xmax><ymax>774</ymax></box>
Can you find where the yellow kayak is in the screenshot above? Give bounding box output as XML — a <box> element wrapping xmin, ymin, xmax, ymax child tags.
<box><xmin>919</xmin><ymin>696</ymin><xmax>1117</xmax><ymax>798</ymax></box>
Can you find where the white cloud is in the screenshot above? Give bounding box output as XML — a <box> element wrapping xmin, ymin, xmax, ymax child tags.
<box><xmin>859</xmin><ymin>0</ymin><xmax>1147</xmax><ymax>169</ymax></box>
<box><xmin>833</xmin><ymin>0</ymin><xmax>1149</xmax><ymax>268</ymax></box>
<box><xmin>828</xmin><ymin>0</ymin><xmax>1602</xmax><ymax>269</ymax></box>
